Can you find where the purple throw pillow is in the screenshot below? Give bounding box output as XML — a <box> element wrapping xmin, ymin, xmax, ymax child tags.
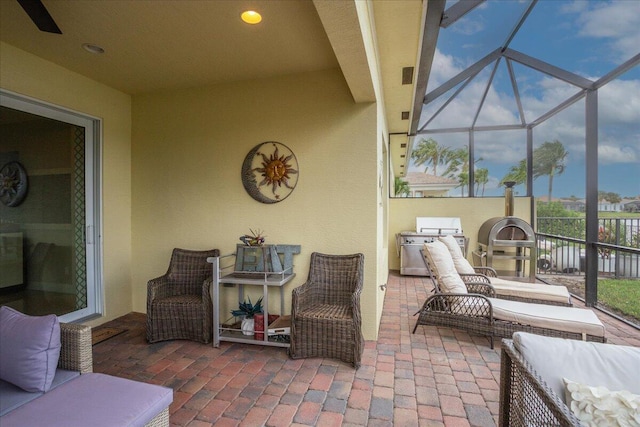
<box><xmin>0</xmin><ymin>306</ymin><xmax>61</xmax><ymax>392</ymax></box>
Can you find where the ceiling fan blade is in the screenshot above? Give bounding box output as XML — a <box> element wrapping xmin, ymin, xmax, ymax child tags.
<box><xmin>17</xmin><ymin>0</ymin><xmax>62</xmax><ymax>34</ymax></box>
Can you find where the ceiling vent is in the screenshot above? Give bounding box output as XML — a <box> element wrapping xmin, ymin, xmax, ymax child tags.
<box><xmin>402</xmin><ymin>67</ymin><xmax>414</xmax><ymax>85</ymax></box>
<box><xmin>401</xmin><ymin>111</ymin><xmax>409</xmax><ymax>120</ymax></box>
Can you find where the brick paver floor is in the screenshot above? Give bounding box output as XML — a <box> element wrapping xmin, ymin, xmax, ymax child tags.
<box><xmin>92</xmin><ymin>271</ymin><xmax>640</xmax><ymax>426</ymax></box>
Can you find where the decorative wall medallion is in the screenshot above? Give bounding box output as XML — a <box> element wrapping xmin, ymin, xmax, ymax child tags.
<box><xmin>0</xmin><ymin>161</ymin><xmax>28</xmax><ymax>207</ymax></box>
<box><xmin>242</xmin><ymin>142</ymin><xmax>299</xmax><ymax>204</ymax></box>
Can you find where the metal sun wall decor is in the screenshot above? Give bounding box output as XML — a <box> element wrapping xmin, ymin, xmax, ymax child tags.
<box><xmin>241</xmin><ymin>141</ymin><xmax>299</xmax><ymax>204</ymax></box>
<box><xmin>0</xmin><ymin>161</ymin><xmax>29</xmax><ymax>207</ymax></box>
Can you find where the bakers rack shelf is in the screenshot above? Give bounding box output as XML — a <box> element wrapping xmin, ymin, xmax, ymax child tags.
<box><xmin>207</xmin><ymin>244</ymin><xmax>300</xmax><ymax>348</ymax></box>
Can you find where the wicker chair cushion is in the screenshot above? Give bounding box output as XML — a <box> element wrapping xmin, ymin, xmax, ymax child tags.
<box><xmin>439</xmin><ymin>234</ymin><xmax>475</xmax><ymax>274</ymax></box>
<box><xmin>489</xmin><ymin>278</ymin><xmax>571</xmax><ymax>304</ymax></box>
<box><xmin>513</xmin><ymin>332</ymin><xmax>640</xmax><ymax>402</ymax></box>
<box><xmin>423</xmin><ymin>241</ymin><xmax>468</xmax><ymax>294</ymax></box>
<box><xmin>490</xmin><ymin>298</ymin><xmax>604</xmax><ymax>338</ymax></box>
<box><xmin>297</xmin><ymin>304</ymin><xmax>352</xmax><ymax>320</ymax></box>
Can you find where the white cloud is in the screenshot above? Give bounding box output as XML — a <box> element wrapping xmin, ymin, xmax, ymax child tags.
<box><xmin>598</xmin><ymin>143</ymin><xmax>639</xmax><ymax>164</ymax></box>
<box><xmin>572</xmin><ymin>1</ymin><xmax>640</xmax><ymax>61</ymax></box>
<box><xmin>598</xmin><ymin>78</ymin><xmax>640</xmax><ymax>124</ymax></box>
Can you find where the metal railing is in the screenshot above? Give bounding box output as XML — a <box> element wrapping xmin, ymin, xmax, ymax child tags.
<box><xmin>536</xmin><ymin>217</ymin><xmax>640</xmax><ymax>278</ymax></box>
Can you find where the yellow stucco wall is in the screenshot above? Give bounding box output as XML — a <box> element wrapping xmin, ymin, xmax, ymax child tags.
<box><xmin>1</xmin><ymin>42</ymin><xmax>387</xmax><ymax>339</ymax></box>
<box><xmin>0</xmin><ymin>42</ymin><xmax>133</xmax><ymax>326</ymax></box>
<box><xmin>131</xmin><ymin>69</ymin><xmax>385</xmax><ymax>339</ymax></box>
<box><xmin>388</xmin><ymin>197</ymin><xmax>533</xmax><ymax>270</ymax></box>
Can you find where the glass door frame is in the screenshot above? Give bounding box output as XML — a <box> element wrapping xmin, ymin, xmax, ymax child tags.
<box><xmin>0</xmin><ymin>89</ymin><xmax>103</xmax><ymax>322</ymax></box>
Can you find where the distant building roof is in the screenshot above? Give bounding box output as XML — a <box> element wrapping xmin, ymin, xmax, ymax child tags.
<box><xmin>402</xmin><ymin>172</ymin><xmax>458</xmax><ymax>197</ymax></box>
<box><xmin>404</xmin><ymin>172</ymin><xmax>457</xmax><ymax>185</ymax></box>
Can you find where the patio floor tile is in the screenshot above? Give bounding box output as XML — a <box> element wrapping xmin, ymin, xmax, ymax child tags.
<box><xmin>92</xmin><ymin>271</ymin><xmax>639</xmax><ymax>426</ymax></box>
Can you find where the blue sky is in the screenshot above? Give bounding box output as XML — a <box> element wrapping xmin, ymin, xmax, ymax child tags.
<box><xmin>412</xmin><ymin>0</ymin><xmax>639</xmax><ymax>199</ymax></box>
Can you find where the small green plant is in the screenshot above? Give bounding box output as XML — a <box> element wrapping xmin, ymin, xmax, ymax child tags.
<box><xmin>231</xmin><ymin>296</ymin><xmax>263</xmax><ymax>319</ymax></box>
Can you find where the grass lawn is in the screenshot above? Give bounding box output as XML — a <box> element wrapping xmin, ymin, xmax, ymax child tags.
<box><xmin>598</xmin><ymin>278</ymin><xmax>640</xmax><ymax>324</ymax></box>
<box><xmin>597</xmin><ymin>212</ymin><xmax>640</xmax><ymax>219</ymax></box>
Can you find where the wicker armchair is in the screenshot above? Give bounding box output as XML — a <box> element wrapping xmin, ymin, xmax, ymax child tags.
<box><xmin>146</xmin><ymin>248</ymin><xmax>220</xmax><ymax>344</ymax></box>
<box><xmin>290</xmin><ymin>252</ymin><xmax>364</xmax><ymax>369</ymax></box>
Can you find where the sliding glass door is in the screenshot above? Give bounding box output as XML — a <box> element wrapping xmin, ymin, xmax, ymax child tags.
<box><xmin>0</xmin><ymin>91</ymin><xmax>101</xmax><ymax>322</ymax></box>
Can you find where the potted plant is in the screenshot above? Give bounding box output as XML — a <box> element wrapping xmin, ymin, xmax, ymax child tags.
<box><xmin>231</xmin><ymin>296</ymin><xmax>263</xmax><ymax>335</ymax></box>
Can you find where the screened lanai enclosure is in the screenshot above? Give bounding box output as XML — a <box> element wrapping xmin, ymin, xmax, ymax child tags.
<box><xmin>395</xmin><ymin>0</ymin><xmax>640</xmax><ymax>326</ymax></box>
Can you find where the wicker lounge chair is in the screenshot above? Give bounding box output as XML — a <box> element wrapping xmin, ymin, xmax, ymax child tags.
<box><xmin>146</xmin><ymin>248</ymin><xmax>220</xmax><ymax>344</ymax></box>
<box><xmin>413</xmin><ymin>241</ymin><xmax>605</xmax><ymax>348</ymax></box>
<box><xmin>438</xmin><ymin>234</ymin><xmax>572</xmax><ymax>306</ymax></box>
<box><xmin>289</xmin><ymin>252</ymin><xmax>364</xmax><ymax>369</ymax></box>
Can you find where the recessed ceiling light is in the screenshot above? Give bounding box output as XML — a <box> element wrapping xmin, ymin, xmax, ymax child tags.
<box><xmin>241</xmin><ymin>10</ymin><xmax>262</xmax><ymax>24</ymax></box>
<box><xmin>82</xmin><ymin>43</ymin><xmax>105</xmax><ymax>54</ymax></box>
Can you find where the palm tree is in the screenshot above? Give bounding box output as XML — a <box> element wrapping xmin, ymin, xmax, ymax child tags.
<box><xmin>394</xmin><ymin>177</ymin><xmax>410</xmax><ymax>197</ymax></box>
<box><xmin>442</xmin><ymin>146</ymin><xmax>468</xmax><ymax>179</ymax></box>
<box><xmin>457</xmin><ymin>172</ymin><xmax>469</xmax><ymax>196</ymax></box>
<box><xmin>501</xmin><ymin>159</ymin><xmax>527</xmax><ymax>187</ymax></box>
<box><xmin>411</xmin><ymin>138</ymin><xmax>449</xmax><ymax>175</ymax></box>
<box><xmin>475</xmin><ymin>167</ymin><xmax>489</xmax><ymax>196</ymax></box>
<box><xmin>533</xmin><ymin>140</ymin><xmax>568</xmax><ymax>202</ymax></box>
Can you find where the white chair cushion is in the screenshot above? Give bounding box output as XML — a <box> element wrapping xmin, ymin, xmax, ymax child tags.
<box><xmin>513</xmin><ymin>332</ymin><xmax>640</xmax><ymax>401</ymax></box>
<box><xmin>439</xmin><ymin>235</ymin><xmax>475</xmax><ymax>274</ymax></box>
<box><xmin>423</xmin><ymin>241</ymin><xmax>467</xmax><ymax>294</ymax></box>
<box><xmin>489</xmin><ymin>278</ymin><xmax>571</xmax><ymax>304</ymax></box>
<box><xmin>490</xmin><ymin>298</ymin><xmax>605</xmax><ymax>338</ymax></box>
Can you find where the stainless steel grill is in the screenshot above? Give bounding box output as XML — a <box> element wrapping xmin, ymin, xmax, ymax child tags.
<box><xmin>476</xmin><ymin>182</ymin><xmax>536</xmax><ymax>281</ymax></box>
<box><xmin>397</xmin><ymin>217</ymin><xmax>466</xmax><ymax>276</ymax></box>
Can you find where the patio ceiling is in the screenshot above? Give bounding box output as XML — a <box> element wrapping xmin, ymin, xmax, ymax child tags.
<box><xmin>0</xmin><ymin>0</ymin><xmax>425</xmax><ymax>139</ymax></box>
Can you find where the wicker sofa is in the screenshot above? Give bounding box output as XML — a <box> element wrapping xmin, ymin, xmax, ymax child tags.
<box><xmin>500</xmin><ymin>332</ymin><xmax>640</xmax><ymax>426</ymax></box>
<box><xmin>0</xmin><ymin>307</ymin><xmax>172</xmax><ymax>427</ymax></box>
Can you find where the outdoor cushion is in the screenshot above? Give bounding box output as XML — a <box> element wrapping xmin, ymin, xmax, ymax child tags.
<box><xmin>0</xmin><ymin>373</ymin><xmax>173</xmax><ymax>427</ymax></box>
<box><xmin>423</xmin><ymin>241</ymin><xmax>467</xmax><ymax>294</ymax></box>
<box><xmin>490</xmin><ymin>298</ymin><xmax>605</xmax><ymax>338</ymax></box>
<box><xmin>0</xmin><ymin>369</ymin><xmax>79</xmax><ymax>416</ymax></box>
<box><xmin>489</xmin><ymin>277</ymin><xmax>571</xmax><ymax>304</ymax></box>
<box><xmin>439</xmin><ymin>234</ymin><xmax>475</xmax><ymax>274</ymax></box>
<box><xmin>0</xmin><ymin>306</ymin><xmax>61</xmax><ymax>393</ymax></box>
<box><xmin>513</xmin><ymin>332</ymin><xmax>640</xmax><ymax>401</ymax></box>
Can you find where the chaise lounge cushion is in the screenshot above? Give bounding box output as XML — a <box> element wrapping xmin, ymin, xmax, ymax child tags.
<box><xmin>0</xmin><ymin>373</ymin><xmax>173</xmax><ymax>427</ymax></box>
<box><xmin>423</xmin><ymin>241</ymin><xmax>468</xmax><ymax>294</ymax></box>
<box><xmin>0</xmin><ymin>306</ymin><xmax>61</xmax><ymax>393</ymax></box>
<box><xmin>439</xmin><ymin>234</ymin><xmax>475</xmax><ymax>274</ymax></box>
<box><xmin>490</xmin><ymin>298</ymin><xmax>605</xmax><ymax>338</ymax></box>
<box><xmin>489</xmin><ymin>277</ymin><xmax>571</xmax><ymax>304</ymax></box>
<box><xmin>513</xmin><ymin>332</ymin><xmax>640</xmax><ymax>400</ymax></box>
